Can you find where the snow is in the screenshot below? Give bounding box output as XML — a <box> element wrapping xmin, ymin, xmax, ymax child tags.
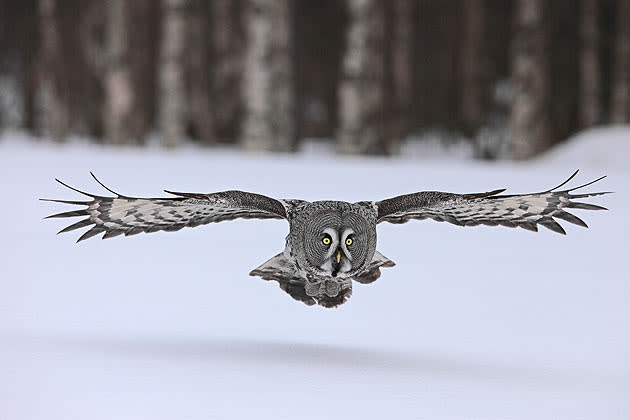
<box><xmin>1</xmin><ymin>126</ymin><xmax>629</xmax><ymax>420</ymax></box>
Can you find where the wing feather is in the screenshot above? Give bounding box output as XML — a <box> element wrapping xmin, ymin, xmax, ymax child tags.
<box><xmin>375</xmin><ymin>171</ymin><xmax>610</xmax><ymax>235</ymax></box>
<box><xmin>57</xmin><ymin>219</ymin><xmax>93</xmax><ymax>234</ymax></box>
<box><xmin>43</xmin><ymin>175</ymin><xmax>289</xmax><ymax>242</ymax></box>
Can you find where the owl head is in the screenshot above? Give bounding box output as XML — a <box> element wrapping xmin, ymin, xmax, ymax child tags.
<box><xmin>291</xmin><ymin>202</ymin><xmax>377</xmax><ymax>280</ymax></box>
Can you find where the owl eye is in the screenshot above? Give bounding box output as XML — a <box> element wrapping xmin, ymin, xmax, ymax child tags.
<box><xmin>345</xmin><ymin>237</ymin><xmax>353</xmax><ymax>246</ymax></box>
<box><xmin>322</xmin><ymin>235</ymin><xmax>332</xmax><ymax>246</ymax></box>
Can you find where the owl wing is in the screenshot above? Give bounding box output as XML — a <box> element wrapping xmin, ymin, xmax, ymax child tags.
<box><xmin>374</xmin><ymin>170</ymin><xmax>610</xmax><ymax>234</ymax></box>
<box><xmin>43</xmin><ymin>173</ymin><xmax>292</xmax><ymax>242</ymax></box>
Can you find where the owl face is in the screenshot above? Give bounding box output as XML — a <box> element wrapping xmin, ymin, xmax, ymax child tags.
<box><xmin>297</xmin><ymin>206</ymin><xmax>375</xmax><ymax>278</ymax></box>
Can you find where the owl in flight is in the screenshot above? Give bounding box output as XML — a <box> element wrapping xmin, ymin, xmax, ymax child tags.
<box><xmin>43</xmin><ymin>170</ymin><xmax>608</xmax><ymax>308</ymax></box>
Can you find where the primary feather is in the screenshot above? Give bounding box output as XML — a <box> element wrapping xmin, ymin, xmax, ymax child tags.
<box><xmin>375</xmin><ymin>170</ymin><xmax>610</xmax><ymax>234</ymax></box>
<box><xmin>42</xmin><ymin>173</ymin><xmax>287</xmax><ymax>242</ymax></box>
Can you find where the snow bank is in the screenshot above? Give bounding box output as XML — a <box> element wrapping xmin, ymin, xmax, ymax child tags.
<box><xmin>0</xmin><ymin>127</ymin><xmax>628</xmax><ymax>419</ymax></box>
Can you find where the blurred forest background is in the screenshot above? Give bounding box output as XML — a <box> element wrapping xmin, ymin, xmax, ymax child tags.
<box><xmin>0</xmin><ymin>0</ymin><xmax>628</xmax><ymax>159</ymax></box>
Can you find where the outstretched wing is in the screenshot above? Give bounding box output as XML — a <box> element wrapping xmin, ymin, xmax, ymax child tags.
<box><xmin>42</xmin><ymin>173</ymin><xmax>290</xmax><ymax>242</ymax></box>
<box><xmin>375</xmin><ymin>170</ymin><xmax>610</xmax><ymax>234</ymax></box>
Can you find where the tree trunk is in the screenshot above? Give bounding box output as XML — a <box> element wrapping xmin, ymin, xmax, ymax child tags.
<box><xmin>579</xmin><ymin>0</ymin><xmax>600</xmax><ymax>127</ymax></box>
<box><xmin>241</xmin><ymin>0</ymin><xmax>295</xmax><ymax>151</ymax></box>
<box><xmin>38</xmin><ymin>0</ymin><xmax>69</xmax><ymax>141</ymax></box>
<box><xmin>384</xmin><ymin>0</ymin><xmax>414</xmax><ymax>153</ymax></box>
<box><xmin>128</xmin><ymin>0</ymin><xmax>158</xmax><ymax>144</ymax></box>
<box><xmin>210</xmin><ymin>0</ymin><xmax>245</xmax><ymax>143</ymax></box>
<box><xmin>610</xmin><ymin>0</ymin><xmax>630</xmax><ymax>123</ymax></box>
<box><xmin>187</xmin><ymin>0</ymin><xmax>214</xmax><ymax>144</ymax></box>
<box><xmin>337</xmin><ymin>0</ymin><xmax>386</xmax><ymax>155</ymax></box>
<box><xmin>508</xmin><ymin>0</ymin><xmax>549</xmax><ymax>160</ymax></box>
<box><xmin>104</xmin><ymin>0</ymin><xmax>134</xmax><ymax>145</ymax></box>
<box><xmin>460</xmin><ymin>0</ymin><xmax>485</xmax><ymax>133</ymax></box>
<box><xmin>159</xmin><ymin>0</ymin><xmax>188</xmax><ymax>148</ymax></box>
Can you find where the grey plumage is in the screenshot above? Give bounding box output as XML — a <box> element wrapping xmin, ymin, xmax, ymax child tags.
<box><xmin>44</xmin><ymin>174</ymin><xmax>287</xmax><ymax>241</ymax></box>
<box><xmin>374</xmin><ymin>171</ymin><xmax>608</xmax><ymax>234</ymax></box>
<box><xmin>43</xmin><ymin>170</ymin><xmax>609</xmax><ymax>308</ymax></box>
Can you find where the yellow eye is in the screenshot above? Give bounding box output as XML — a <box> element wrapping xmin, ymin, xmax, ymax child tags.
<box><xmin>322</xmin><ymin>236</ymin><xmax>331</xmax><ymax>245</ymax></box>
<box><xmin>345</xmin><ymin>237</ymin><xmax>353</xmax><ymax>246</ymax></box>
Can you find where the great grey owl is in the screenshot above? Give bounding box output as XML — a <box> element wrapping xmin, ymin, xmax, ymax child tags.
<box><xmin>43</xmin><ymin>170</ymin><xmax>608</xmax><ymax>308</ymax></box>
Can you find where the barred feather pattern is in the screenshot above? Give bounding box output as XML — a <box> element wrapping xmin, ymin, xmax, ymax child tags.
<box><xmin>250</xmin><ymin>252</ymin><xmax>354</xmax><ymax>308</ymax></box>
<box><xmin>353</xmin><ymin>251</ymin><xmax>396</xmax><ymax>284</ymax></box>
<box><xmin>375</xmin><ymin>171</ymin><xmax>610</xmax><ymax>235</ymax></box>
<box><xmin>42</xmin><ymin>174</ymin><xmax>289</xmax><ymax>242</ymax></box>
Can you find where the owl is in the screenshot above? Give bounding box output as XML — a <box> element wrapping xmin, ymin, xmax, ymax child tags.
<box><xmin>43</xmin><ymin>170</ymin><xmax>608</xmax><ymax>308</ymax></box>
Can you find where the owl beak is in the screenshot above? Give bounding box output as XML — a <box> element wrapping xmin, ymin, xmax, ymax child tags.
<box><xmin>332</xmin><ymin>249</ymin><xmax>342</xmax><ymax>277</ymax></box>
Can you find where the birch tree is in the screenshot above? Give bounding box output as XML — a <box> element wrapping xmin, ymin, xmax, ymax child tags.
<box><xmin>104</xmin><ymin>0</ymin><xmax>134</xmax><ymax>145</ymax></box>
<box><xmin>508</xmin><ymin>0</ymin><xmax>549</xmax><ymax>159</ymax></box>
<box><xmin>159</xmin><ymin>0</ymin><xmax>188</xmax><ymax>148</ymax></box>
<box><xmin>241</xmin><ymin>0</ymin><xmax>295</xmax><ymax>151</ymax></box>
<box><xmin>337</xmin><ymin>0</ymin><xmax>385</xmax><ymax>155</ymax></box>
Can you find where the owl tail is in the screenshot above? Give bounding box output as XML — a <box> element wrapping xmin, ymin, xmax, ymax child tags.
<box><xmin>250</xmin><ymin>253</ymin><xmax>319</xmax><ymax>306</ymax></box>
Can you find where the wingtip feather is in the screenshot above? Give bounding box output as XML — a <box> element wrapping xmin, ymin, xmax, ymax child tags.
<box><xmin>54</xmin><ymin>178</ymin><xmax>97</xmax><ymax>198</ymax></box>
<box><xmin>40</xmin><ymin>198</ymin><xmax>91</xmax><ymax>205</ymax></box>
<box><xmin>539</xmin><ymin>218</ymin><xmax>567</xmax><ymax>235</ymax></box>
<box><xmin>546</xmin><ymin>169</ymin><xmax>580</xmax><ymax>192</ymax></box>
<box><xmin>57</xmin><ymin>219</ymin><xmax>93</xmax><ymax>234</ymax></box>
<box><xmin>554</xmin><ymin>211</ymin><xmax>589</xmax><ymax>228</ymax></box>
<box><xmin>76</xmin><ymin>226</ymin><xmax>104</xmax><ymax>242</ymax></box>
<box><xmin>568</xmin><ymin>175</ymin><xmax>608</xmax><ymax>192</ymax></box>
<box><xmin>44</xmin><ymin>209</ymin><xmax>89</xmax><ymax>219</ymax></box>
<box><xmin>568</xmin><ymin>202</ymin><xmax>608</xmax><ymax>211</ymax></box>
<box><xmin>90</xmin><ymin>172</ymin><xmax>127</xmax><ymax>197</ymax></box>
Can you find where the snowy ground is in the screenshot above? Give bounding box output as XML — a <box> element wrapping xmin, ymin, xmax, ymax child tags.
<box><xmin>1</xmin><ymin>126</ymin><xmax>629</xmax><ymax>420</ymax></box>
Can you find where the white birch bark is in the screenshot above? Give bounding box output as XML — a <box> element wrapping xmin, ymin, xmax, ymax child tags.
<box><xmin>241</xmin><ymin>0</ymin><xmax>294</xmax><ymax>151</ymax></box>
<box><xmin>337</xmin><ymin>0</ymin><xmax>385</xmax><ymax>155</ymax></box>
<box><xmin>508</xmin><ymin>0</ymin><xmax>549</xmax><ymax>160</ymax></box>
<box><xmin>105</xmin><ymin>0</ymin><xmax>134</xmax><ymax>145</ymax></box>
<box><xmin>159</xmin><ymin>0</ymin><xmax>188</xmax><ymax>148</ymax></box>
